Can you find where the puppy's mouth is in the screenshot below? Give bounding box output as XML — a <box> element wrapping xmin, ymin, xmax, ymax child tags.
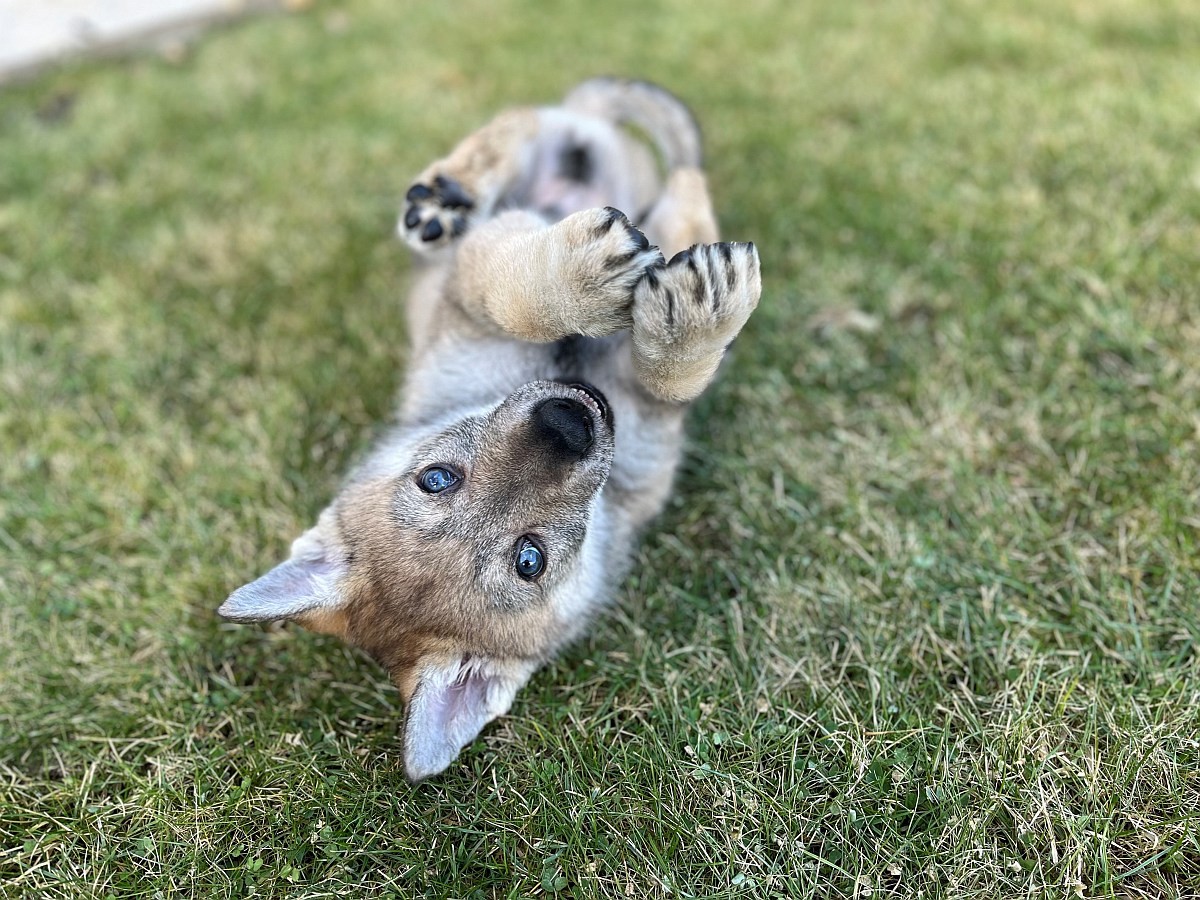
<box><xmin>558</xmin><ymin>380</ymin><xmax>612</xmax><ymax>428</ymax></box>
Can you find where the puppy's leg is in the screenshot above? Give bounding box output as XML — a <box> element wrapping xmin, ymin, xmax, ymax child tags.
<box><xmin>630</xmin><ymin>241</ymin><xmax>761</xmax><ymax>403</ymax></box>
<box><xmin>449</xmin><ymin>207</ymin><xmax>664</xmax><ymax>342</ymax></box>
<box><xmin>638</xmin><ymin>167</ymin><xmax>720</xmax><ymax>258</ymax></box>
<box><xmin>399</xmin><ymin>109</ymin><xmax>541</xmax><ymax>252</ymax></box>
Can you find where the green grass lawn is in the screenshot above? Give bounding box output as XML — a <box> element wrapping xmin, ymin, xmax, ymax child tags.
<box><xmin>2</xmin><ymin>0</ymin><xmax>1199</xmax><ymax>896</ymax></box>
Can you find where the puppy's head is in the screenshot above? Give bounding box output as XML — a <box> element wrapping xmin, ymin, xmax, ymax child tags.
<box><xmin>220</xmin><ymin>381</ymin><xmax>615</xmax><ymax>781</ymax></box>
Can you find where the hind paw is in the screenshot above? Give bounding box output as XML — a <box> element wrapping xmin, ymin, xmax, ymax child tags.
<box><xmin>631</xmin><ymin>241</ymin><xmax>761</xmax><ymax>402</ymax></box>
<box><xmin>398</xmin><ymin>174</ymin><xmax>475</xmax><ymax>251</ymax></box>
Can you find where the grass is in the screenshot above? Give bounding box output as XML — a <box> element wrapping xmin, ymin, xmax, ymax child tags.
<box><xmin>1</xmin><ymin>0</ymin><xmax>1199</xmax><ymax>896</ymax></box>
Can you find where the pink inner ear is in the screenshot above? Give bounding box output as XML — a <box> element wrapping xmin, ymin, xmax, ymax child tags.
<box><xmin>432</xmin><ymin>658</ymin><xmax>491</xmax><ymax>743</ymax></box>
<box><xmin>275</xmin><ymin>558</ymin><xmax>339</xmax><ymax>593</ymax></box>
<box><xmin>219</xmin><ymin>554</ymin><xmax>343</xmax><ymax>623</ymax></box>
<box><xmin>403</xmin><ymin>656</ymin><xmax>533</xmax><ymax>781</ymax></box>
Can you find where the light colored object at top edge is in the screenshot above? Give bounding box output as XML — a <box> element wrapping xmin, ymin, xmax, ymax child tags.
<box><xmin>0</xmin><ymin>0</ymin><xmax>257</xmax><ymax>80</ymax></box>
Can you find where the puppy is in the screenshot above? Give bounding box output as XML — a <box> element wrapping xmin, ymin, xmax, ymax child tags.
<box><xmin>220</xmin><ymin>78</ymin><xmax>761</xmax><ymax>781</ymax></box>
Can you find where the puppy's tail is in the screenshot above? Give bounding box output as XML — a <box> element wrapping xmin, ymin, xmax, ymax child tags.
<box><xmin>563</xmin><ymin>77</ymin><xmax>703</xmax><ymax>171</ymax></box>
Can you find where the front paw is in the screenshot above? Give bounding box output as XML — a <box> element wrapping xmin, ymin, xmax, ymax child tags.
<box><xmin>547</xmin><ymin>207</ymin><xmax>666</xmax><ymax>337</ymax></box>
<box><xmin>631</xmin><ymin>241</ymin><xmax>761</xmax><ymax>402</ymax></box>
<box><xmin>398</xmin><ymin>174</ymin><xmax>475</xmax><ymax>251</ymax></box>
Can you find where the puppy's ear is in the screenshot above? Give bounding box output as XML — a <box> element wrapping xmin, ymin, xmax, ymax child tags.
<box><xmin>219</xmin><ymin>516</ymin><xmax>347</xmax><ymax>623</ymax></box>
<box><xmin>402</xmin><ymin>655</ymin><xmax>537</xmax><ymax>782</ymax></box>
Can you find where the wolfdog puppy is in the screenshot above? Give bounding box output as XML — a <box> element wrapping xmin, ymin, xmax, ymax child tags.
<box><xmin>220</xmin><ymin>78</ymin><xmax>761</xmax><ymax>781</ymax></box>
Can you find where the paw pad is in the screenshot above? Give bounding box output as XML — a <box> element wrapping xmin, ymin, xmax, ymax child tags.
<box><xmin>399</xmin><ymin>175</ymin><xmax>475</xmax><ymax>249</ymax></box>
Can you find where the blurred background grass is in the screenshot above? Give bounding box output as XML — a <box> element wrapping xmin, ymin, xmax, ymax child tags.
<box><xmin>1</xmin><ymin>0</ymin><xmax>1198</xmax><ymax>896</ymax></box>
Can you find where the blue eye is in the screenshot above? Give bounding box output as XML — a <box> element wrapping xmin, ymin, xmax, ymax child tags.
<box><xmin>418</xmin><ymin>466</ymin><xmax>459</xmax><ymax>493</ymax></box>
<box><xmin>515</xmin><ymin>537</ymin><xmax>545</xmax><ymax>580</ymax></box>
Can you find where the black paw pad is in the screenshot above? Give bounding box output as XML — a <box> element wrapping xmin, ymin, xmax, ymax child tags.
<box><xmin>433</xmin><ymin>175</ymin><xmax>474</xmax><ymax>210</ymax></box>
<box><xmin>402</xmin><ymin>174</ymin><xmax>476</xmax><ymax>245</ymax></box>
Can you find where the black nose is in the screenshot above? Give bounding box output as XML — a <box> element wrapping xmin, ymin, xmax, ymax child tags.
<box><xmin>532</xmin><ymin>398</ymin><xmax>594</xmax><ymax>460</ymax></box>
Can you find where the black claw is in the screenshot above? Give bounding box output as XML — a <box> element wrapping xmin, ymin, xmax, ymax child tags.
<box><xmin>406</xmin><ymin>184</ymin><xmax>434</xmax><ymax>202</ymax></box>
<box><xmin>668</xmin><ymin>247</ymin><xmax>693</xmax><ymax>267</ymax></box>
<box><xmin>642</xmin><ymin>268</ymin><xmax>660</xmax><ymax>291</ymax></box>
<box><xmin>628</xmin><ymin>226</ymin><xmax>650</xmax><ymax>252</ymax></box>
<box><xmin>404</xmin><ymin>206</ymin><xmax>421</xmax><ymax>229</ymax></box>
<box><xmin>595</xmin><ymin>207</ymin><xmax>625</xmax><ymax>238</ymax></box>
<box><xmin>421</xmin><ymin>219</ymin><xmax>444</xmax><ymax>242</ymax></box>
<box><xmin>719</xmin><ymin>243</ymin><xmax>736</xmax><ymax>292</ymax></box>
<box><xmin>450</xmin><ymin>215</ymin><xmax>468</xmax><ymax>237</ymax></box>
<box><xmin>700</xmin><ymin>247</ymin><xmax>715</xmax><ymax>314</ymax></box>
<box><xmin>434</xmin><ymin>175</ymin><xmax>475</xmax><ymax>209</ymax></box>
<box><xmin>686</xmin><ymin>251</ymin><xmax>701</xmax><ymax>283</ymax></box>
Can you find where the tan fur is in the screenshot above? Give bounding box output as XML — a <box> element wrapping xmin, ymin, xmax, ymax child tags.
<box><xmin>221</xmin><ymin>79</ymin><xmax>761</xmax><ymax>780</ymax></box>
<box><xmin>451</xmin><ymin>208</ymin><xmax>661</xmax><ymax>341</ymax></box>
<box><xmin>641</xmin><ymin>168</ymin><xmax>720</xmax><ymax>255</ymax></box>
